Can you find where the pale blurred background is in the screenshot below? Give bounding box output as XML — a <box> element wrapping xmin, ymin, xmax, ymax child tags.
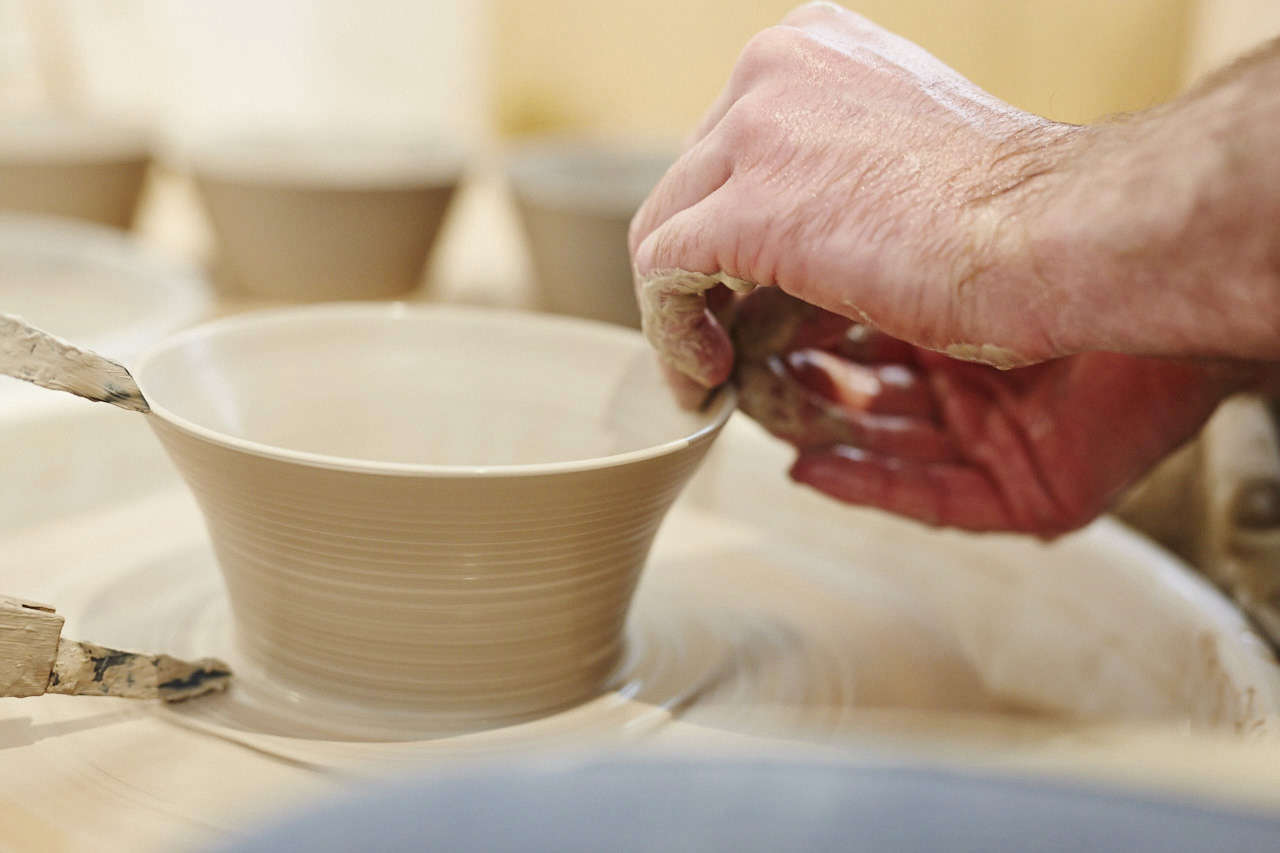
<box><xmin>2</xmin><ymin>0</ymin><xmax>1278</xmax><ymax>146</ymax></box>
<box><xmin>1</xmin><ymin>0</ymin><xmax>1275</xmax><ymax>309</ymax></box>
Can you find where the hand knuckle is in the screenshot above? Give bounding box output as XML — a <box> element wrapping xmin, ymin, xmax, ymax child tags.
<box><xmin>737</xmin><ymin>26</ymin><xmax>800</xmax><ymax>75</ymax></box>
<box><xmin>717</xmin><ymin>94</ymin><xmax>774</xmax><ymax>153</ymax></box>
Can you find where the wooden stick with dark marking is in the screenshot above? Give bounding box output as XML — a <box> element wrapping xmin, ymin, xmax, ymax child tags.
<box><xmin>0</xmin><ymin>596</ymin><xmax>230</xmax><ymax>702</ymax></box>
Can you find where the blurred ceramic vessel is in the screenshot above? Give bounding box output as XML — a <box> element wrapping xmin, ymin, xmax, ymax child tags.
<box><xmin>186</xmin><ymin>132</ymin><xmax>462</xmax><ymax>301</ymax></box>
<box><xmin>507</xmin><ymin>139</ymin><xmax>673</xmax><ymax>328</ymax></box>
<box><xmin>0</xmin><ymin>115</ymin><xmax>150</xmax><ymax>229</ymax></box>
<box><xmin>133</xmin><ymin>304</ymin><xmax>734</xmax><ymax>725</ymax></box>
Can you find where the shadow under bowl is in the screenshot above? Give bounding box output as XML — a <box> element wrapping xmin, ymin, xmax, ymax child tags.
<box><xmin>132</xmin><ymin>303</ymin><xmax>734</xmax><ymax>724</ymax></box>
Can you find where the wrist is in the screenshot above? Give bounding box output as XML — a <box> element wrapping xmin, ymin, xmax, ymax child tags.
<box><xmin>1017</xmin><ymin>88</ymin><xmax>1280</xmax><ymax>361</ymax></box>
<box><xmin>955</xmin><ymin>121</ymin><xmax>1089</xmax><ymax>364</ymax></box>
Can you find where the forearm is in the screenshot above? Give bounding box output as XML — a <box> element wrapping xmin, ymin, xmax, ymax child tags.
<box><xmin>1018</xmin><ymin>38</ymin><xmax>1280</xmax><ymax>361</ymax></box>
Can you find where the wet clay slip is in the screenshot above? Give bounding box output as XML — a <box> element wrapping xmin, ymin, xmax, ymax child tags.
<box><xmin>131</xmin><ymin>303</ymin><xmax>735</xmax><ymax>725</ymax></box>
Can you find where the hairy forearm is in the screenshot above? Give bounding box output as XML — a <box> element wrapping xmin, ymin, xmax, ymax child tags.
<box><xmin>1017</xmin><ymin>38</ymin><xmax>1280</xmax><ymax>361</ymax></box>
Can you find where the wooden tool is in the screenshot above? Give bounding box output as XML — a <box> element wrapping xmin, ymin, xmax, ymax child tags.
<box><xmin>0</xmin><ymin>318</ymin><xmax>226</xmax><ymax>701</ymax></box>
<box><xmin>0</xmin><ymin>596</ymin><xmax>230</xmax><ymax>701</ymax></box>
<box><xmin>0</xmin><ymin>313</ymin><xmax>149</xmax><ymax>412</ymax></box>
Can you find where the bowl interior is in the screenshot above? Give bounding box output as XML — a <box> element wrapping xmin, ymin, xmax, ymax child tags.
<box><xmin>135</xmin><ymin>305</ymin><xmax>730</xmax><ymax>470</ymax></box>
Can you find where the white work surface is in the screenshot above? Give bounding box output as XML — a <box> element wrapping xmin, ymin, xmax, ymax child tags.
<box><xmin>6</xmin><ymin>173</ymin><xmax>1280</xmax><ymax>851</ymax></box>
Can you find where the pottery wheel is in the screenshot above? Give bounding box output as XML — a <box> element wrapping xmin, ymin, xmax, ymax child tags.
<box><xmin>8</xmin><ymin>417</ymin><xmax>1280</xmax><ymax>851</ymax></box>
<box><xmin>16</xmin><ymin>437</ymin><xmax>1280</xmax><ymax>773</ymax></box>
<box><xmin>38</xmin><ymin>492</ymin><xmax>999</xmax><ymax>770</ymax></box>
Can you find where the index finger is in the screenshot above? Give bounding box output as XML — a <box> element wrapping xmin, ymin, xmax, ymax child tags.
<box><xmin>637</xmin><ymin>269</ymin><xmax>756</xmax><ymax>388</ymax></box>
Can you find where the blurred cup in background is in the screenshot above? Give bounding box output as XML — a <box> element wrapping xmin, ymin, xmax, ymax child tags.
<box><xmin>507</xmin><ymin>138</ymin><xmax>672</xmax><ymax>328</ymax></box>
<box><xmin>180</xmin><ymin>128</ymin><xmax>464</xmax><ymax>301</ymax></box>
<box><xmin>0</xmin><ymin>114</ymin><xmax>150</xmax><ymax>229</ymax></box>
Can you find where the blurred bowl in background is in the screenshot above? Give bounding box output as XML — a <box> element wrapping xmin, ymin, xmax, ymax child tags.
<box><xmin>134</xmin><ymin>303</ymin><xmax>734</xmax><ymax>728</ymax></box>
<box><xmin>0</xmin><ymin>115</ymin><xmax>150</xmax><ymax>229</ymax></box>
<box><xmin>507</xmin><ymin>138</ymin><xmax>673</xmax><ymax>328</ymax></box>
<box><xmin>184</xmin><ymin>131</ymin><xmax>463</xmax><ymax>301</ymax></box>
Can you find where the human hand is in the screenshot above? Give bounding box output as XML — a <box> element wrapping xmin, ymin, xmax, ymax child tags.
<box><xmin>731</xmin><ymin>288</ymin><xmax>1258</xmax><ymax>536</ymax></box>
<box><xmin>629</xmin><ymin>1</ymin><xmax>1078</xmax><ymax>398</ymax></box>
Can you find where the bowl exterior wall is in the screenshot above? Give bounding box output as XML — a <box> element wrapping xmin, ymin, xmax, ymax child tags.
<box><xmin>148</xmin><ymin>416</ymin><xmax>723</xmax><ymax>722</ymax></box>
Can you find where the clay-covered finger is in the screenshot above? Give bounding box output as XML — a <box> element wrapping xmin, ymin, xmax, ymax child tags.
<box><xmin>784</xmin><ymin>349</ymin><xmax>937</xmax><ymax>419</ymax></box>
<box><xmin>637</xmin><ymin>269</ymin><xmax>755</xmax><ymax>388</ymax></box>
<box><xmin>634</xmin><ymin>184</ymin><xmax>759</xmax><ymax>388</ymax></box>
<box><xmin>789</xmin><ymin>446</ymin><xmax>1022</xmax><ymax>532</ymax></box>
<box><xmin>736</xmin><ymin>360</ymin><xmax>956</xmax><ymax>461</ymax></box>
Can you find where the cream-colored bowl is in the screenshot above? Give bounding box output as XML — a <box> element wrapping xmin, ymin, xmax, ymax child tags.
<box><xmin>0</xmin><ymin>116</ymin><xmax>149</xmax><ymax>229</ymax></box>
<box><xmin>508</xmin><ymin>140</ymin><xmax>673</xmax><ymax>328</ymax></box>
<box><xmin>187</xmin><ymin>133</ymin><xmax>462</xmax><ymax>300</ymax></box>
<box><xmin>133</xmin><ymin>304</ymin><xmax>733</xmax><ymax>725</ymax></box>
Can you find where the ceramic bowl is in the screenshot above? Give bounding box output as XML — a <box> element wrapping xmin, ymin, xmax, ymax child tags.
<box><xmin>186</xmin><ymin>132</ymin><xmax>462</xmax><ymax>300</ymax></box>
<box><xmin>133</xmin><ymin>303</ymin><xmax>734</xmax><ymax>725</ymax></box>
<box><xmin>0</xmin><ymin>115</ymin><xmax>150</xmax><ymax>228</ymax></box>
<box><xmin>507</xmin><ymin>139</ymin><xmax>673</xmax><ymax>328</ymax></box>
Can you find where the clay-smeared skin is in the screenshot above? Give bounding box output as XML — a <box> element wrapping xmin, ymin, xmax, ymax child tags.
<box><xmin>728</xmin><ymin>289</ymin><xmax>1258</xmax><ymax>537</ymax></box>
<box><xmin>630</xmin><ymin>3</ymin><xmax>1280</xmax><ymax>535</ymax></box>
<box><xmin>630</xmin><ymin>3</ymin><xmax>1280</xmax><ymax>383</ymax></box>
<box><xmin>629</xmin><ymin>2</ymin><xmax>1072</xmax><ymax>381</ymax></box>
<box><xmin>639</xmin><ymin>270</ymin><xmax>756</xmax><ymax>387</ymax></box>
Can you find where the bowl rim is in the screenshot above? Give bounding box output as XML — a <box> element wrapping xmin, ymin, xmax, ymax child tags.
<box><xmin>133</xmin><ymin>302</ymin><xmax>736</xmax><ymax>478</ymax></box>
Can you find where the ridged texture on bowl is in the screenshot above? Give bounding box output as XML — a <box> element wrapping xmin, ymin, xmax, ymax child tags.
<box><xmin>196</xmin><ymin>177</ymin><xmax>455</xmax><ymax>300</ymax></box>
<box><xmin>149</xmin><ymin>416</ymin><xmax>722</xmax><ymax>723</ymax></box>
